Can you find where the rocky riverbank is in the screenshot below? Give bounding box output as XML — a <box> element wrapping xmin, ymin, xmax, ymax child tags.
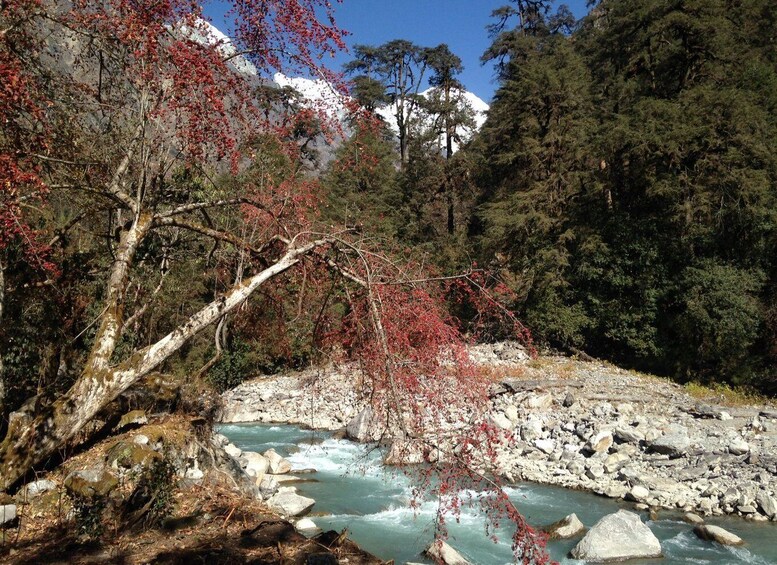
<box><xmin>221</xmin><ymin>343</ymin><xmax>777</xmax><ymax>523</ymax></box>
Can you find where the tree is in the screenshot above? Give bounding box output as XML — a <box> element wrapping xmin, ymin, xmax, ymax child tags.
<box><xmin>346</xmin><ymin>40</ymin><xmax>431</xmax><ymax>168</ymax></box>
<box><xmin>474</xmin><ymin>6</ymin><xmax>594</xmax><ymax>347</ymax></box>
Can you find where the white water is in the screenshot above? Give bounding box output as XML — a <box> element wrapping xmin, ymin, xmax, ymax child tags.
<box><xmin>221</xmin><ymin>424</ymin><xmax>777</xmax><ymax>564</ymax></box>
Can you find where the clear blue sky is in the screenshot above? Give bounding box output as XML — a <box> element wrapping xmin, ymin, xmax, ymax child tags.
<box><xmin>203</xmin><ymin>1</ymin><xmax>590</xmax><ymax>102</ymax></box>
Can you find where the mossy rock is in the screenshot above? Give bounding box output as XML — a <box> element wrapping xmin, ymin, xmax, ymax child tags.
<box><xmin>106</xmin><ymin>441</ymin><xmax>161</xmax><ymax>469</ymax></box>
<box><xmin>117</xmin><ymin>409</ymin><xmax>148</xmax><ymax>430</ymax></box>
<box><xmin>64</xmin><ymin>469</ymin><xmax>118</xmax><ymax>498</ymax></box>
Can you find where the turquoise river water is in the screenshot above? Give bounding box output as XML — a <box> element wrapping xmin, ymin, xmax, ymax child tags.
<box><xmin>221</xmin><ymin>423</ymin><xmax>777</xmax><ymax>564</ymax></box>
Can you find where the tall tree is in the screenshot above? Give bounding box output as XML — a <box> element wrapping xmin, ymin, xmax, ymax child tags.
<box><xmin>346</xmin><ymin>40</ymin><xmax>431</xmax><ymax>167</ymax></box>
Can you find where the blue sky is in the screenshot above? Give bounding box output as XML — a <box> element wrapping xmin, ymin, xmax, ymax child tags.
<box><xmin>203</xmin><ymin>1</ymin><xmax>590</xmax><ymax>102</ymax></box>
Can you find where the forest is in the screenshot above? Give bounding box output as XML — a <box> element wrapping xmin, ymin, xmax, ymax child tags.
<box><xmin>325</xmin><ymin>0</ymin><xmax>777</xmax><ymax>394</ymax></box>
<box><xmin>0</xmin><ymin>0</ymin><xmax>776</xmax><ymax>559</ymax></box>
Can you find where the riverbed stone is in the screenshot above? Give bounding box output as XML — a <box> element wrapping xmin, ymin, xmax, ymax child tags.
<box><xmin>570</xmin><ymin>510</ymin><xmax>662</xmax><ymax>562</ymax></box>
<box><xmin>693</xmin><ymin>524</ymin><xmax>744</xmax><ymax>546</ymax></box>
<box><xmin>682</xmin><ymin>512</ymin><xmax>704</xmax><ymax>525</ymax></box>
<box><xmin>264</xmin><ymin>449</ymin><xmax>292</xmax><ymax>474</ymax></box>
<box><xmin>534</xmin><ymin>439</ymin><xmax>555</xmax><ymax>455</ymax></box>
<box><xmin>603</xmin><ymin>453</ymin><xmax>630</xmax><ymax>474</ymax></box>
<box><xmin>224</xmin><ymin>443</ymin><xmax>242</xmax><ymax>458</ymax></box>
<box><xmin>649</xmin><ymin>426</ymin><xmax>690</xmax><ymax>457</ymax></box>
<box><xmin>346</xmin><ymin>406</ymin><xmax>375</xmax><ymax>442</ymax></box>
<box><xmin>626</xmin><ymin>485</ymin><xmax>650</xmax><ymax>503</ymax></box>
<box><xmin>243</xmin><ymin>451</ymin><xmax>270</xmax><ymax>476</ymax></box>
<box><xmin>266</xmin><ymin>487</ymin><xmax>315</xmax><ymax>517</ymax></box>
<box><xmin>728</xmin><ymin>436</ymin><xmax>750</xmax><ymax>456</ymax></box>
<box><xmin>756</xmin><ymin>490</ymin><xmax>777</xmax><ymax>519</ymax></box>
<box><xmin>586</xmin><ymin>431</ymin><xmax>613</xmax><ymax>454</ymax></box>
<box><xmin>425</xmin><ymin>540</ymin><xmax>471</xmax><ymax>565</ymax></box>
<box><xmin>543</xmin><ymin>513</ymin><xmax>585</xmax><ymax>540</ymax></box>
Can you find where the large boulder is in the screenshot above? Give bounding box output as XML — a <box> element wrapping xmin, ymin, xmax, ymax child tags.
<box><xmin>24</xmin><ymin>479</ymin><xmax>57</xmax><ymax>497</ymax></box>
<box><xmin>265</xmin><ymin>487</ymin><xmax>315</xmax><ymax>517</ymax></box>
<box><xmin>64</xmin><ymin>469</ymin><xmax>119</xmax><ymax>499</ymax></box>
<box><xmin>570</xmin><ymin>510</ymin><xmax>662</xmax><ymax>562</ymax></box>
<box><xmin>345</xmin><ymin>406</ymin><xmax>375</xmax><ymax>442</ymax></box>
<box><xmin>425</xmin><ymin>540</ymin><xmax>471</xmax><ymax>565</ymax></box>
<box><xmin>693</xmin><ymin>524</ymin><xmax>744</xmax><ymax>546</ymax></box>
<box><xmin>543</xmin><ymin>513</ymin><xmax>586</xmax><ymax>540</ymax></box>
<box><xmin>756</xmin><ymin>490</ymin><xmax>777</xmax><ymax>519</ymax></box>
<box><xmin>649</xmin><ymin>425</ymin><xmax>690</xmax><ymax>457</ymax></box>
<box><xmin>264</xmin><ymin>449</ymin><xmax>293</xmax><ymax>474</ymax></box>
<box><xmin>242</xmin><ymin>451</ymin><xmax>270</xmax><ymax>477</ymax></box>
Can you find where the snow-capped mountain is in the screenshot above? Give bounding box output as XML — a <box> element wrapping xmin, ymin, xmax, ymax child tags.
<box><xmin>186</xmin><ymin>19</ymin><xmax>490</xmax><ymax>153</ymax></box>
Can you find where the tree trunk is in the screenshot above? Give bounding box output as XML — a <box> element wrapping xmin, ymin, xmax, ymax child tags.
<box><xmin>0</xmin><ymin>239</ymin><xmax>325</xmax><ymax>491</ymax></box>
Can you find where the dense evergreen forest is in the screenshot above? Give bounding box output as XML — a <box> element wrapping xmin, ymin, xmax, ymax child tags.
<box><xmin>326</xmin><ymin>0</ymin><xmax>777</xmax><ymax>394</ymax></box>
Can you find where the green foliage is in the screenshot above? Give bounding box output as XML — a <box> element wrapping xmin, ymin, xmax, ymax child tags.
<box><xmin>468</xmin><ymin>0</ymin><xmax>777</xmax><ymax>391</ymax></box>
<box><xmin>206</xmin><ymin>339</ymin><xmax>253</xmax><ymax>393</ymax></box>
<box><xmin>69</xmin><ymin>492</ymin><xmax>108</xmax><ymax>540</ymax></box>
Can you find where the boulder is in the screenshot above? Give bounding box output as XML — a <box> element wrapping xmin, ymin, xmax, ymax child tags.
<box><xmin>243</xmin><ymin>452</ymin><xmax>270</xmax><ymax>476</ymax></box>
<box><xmin>649</xmin><ymin>426</ymin><xmax>690</xmax><ymax>457</ymax></box>
<box><xmin>520</xmin><ymin>418</ymin><xmax>544</xmax><ymax>442</ymax></box>
<box><xmin>0</xmin><ymin>504</ymin><xmax>17</xmax><ymax>526</ymax></box>
<box><xmin>264</xmin><ymin>449</ymin><xmax>293</xmax><ymax>474</ymax></box>
<box><xmin>626</xmin><ymin>485</ymin><xmax>650</xmax><ymax>503</ymax></box>
<box><xmin>345</xmin><ymin>406</ymin><xmax>375</xmax><ymax>442</ymax></box>
<box><xmin>504</xmin><ymin>404</ymin><xmax>519</xmax><ymax>424</ymax></box>
<box><xmin>586</xmin><ymin>431</ymin><xmax>613</xmax><ymax>454</ymax></box>
<box><xmin>258</xmin><ymin>475</ymin><xmax>280</xmax><ymax>498</ymax></box>
<box><xmin>106</xmin><ymin>440</ymin><xmax>160</xmax><ymax>469</ymax></box>
<box><xmin>64</xmin><ymin>469</ymin><xmax>119</xmax><ymax>499</ymax></box>
<box><xmin>728</xmin><ymin>436</ymin><xmax>750</xmax><ymax>456</ymax></box>
<box><xmin>116</xmin><ymin>409</ymin><xmax>148</xmax><ymax>429</ymax></box>
<box><xmin>24</xmin><ymin>479</ymin><xmax>56</xmax><ymax>497</ymax></box>
<box><xmin>491</xmin><ymin>412</ymin><xmax>514</xmax><ymax>430</ymax></box>
<box><xmin>224</xmin><ymin>443</ymin><xmax>242</xmax><ymax>458</ymax></box>
<box><xmin>693</xmin><ymin>524</ymin><xmax>744</xmax><ymax>546</ymax></box>
<box><xmin>756</xmin><ymin>490</ymin><xmax>777</xmax><ymax>519</ymax></box>
<box><xmin>534</xmin><ymin>439</ymin><xmax>555</xmax><ymax>455</ymax></box>
<box><xmin>682</xmin><ymin>512</ymin><xmax>704</xmax><ymax>525</ymax></box>
<box><xmin>562</xmin><ymin>393</ymin><xmax>576</xmax><ymax>408</ymax></box>
<box><xmin>294</xmin><ymin>517</ymin><xmax>320</xmax><ymax>534</ymax></box>
<box><xmin>265</xmin><ymin>487</ymin><xmax>315</xmax><ymax>517</ymax></box>
<box><xmin>543</xmin><ymin>513</ymin><xmax>586</xmax><ymax>540</ymax></box>
<box><xmin>425</xmin><ymin>540</ymin><xmax>471</xmax><ymax>565</ymax></box>
<box><xmin>603</xmin><ymin>453</ymin><xmax>630</xmax><ymax>474</ymax></box>
<box><xmin>570</xmin><ymin>510</ymin><xmax>662</xmax><ymax>562</ymax></box>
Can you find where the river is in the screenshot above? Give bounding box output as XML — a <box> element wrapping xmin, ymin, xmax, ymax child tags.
<box><xmin>221</xmin><ymin>423</ymin><xmax>777</xmax><ymax>564</ymax></box>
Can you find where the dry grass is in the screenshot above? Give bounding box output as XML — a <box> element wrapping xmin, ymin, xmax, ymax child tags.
<box><xmin>684</xmin><ymin>381</ymin><xmax>769</xmax><ymax>407</ymax></box>
<box><xmin>476</xmin><ymin>363</ymin><xmax>528</xmax><ymax>382</ymax></box>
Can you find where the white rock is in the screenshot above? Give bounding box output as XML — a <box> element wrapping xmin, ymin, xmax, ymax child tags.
<box><xmin>504</xmin><ymin>404</ymin><xmax>519</xmax><ymax>424</ymax></box>
<box><xmin>543</xmin><ymin>513</ymin><xmax>586</xmax><ymax>539</ymax></box>
<box><xmin>25</xmin><ymin>479</ymin><xmax>56</xmax><ymax>497</ymax></box>
<box><xmin>185</xmin><ymin>467</ymin><xmax>204</xmax><ymax>480</ymax></box>
<box><xmin>728</xmin><ymin>436</ymin><xmax>750</xmax><ymax>456</ymax></box>
<box><xmin>266</xmin><ymin>488</ymin><xmax>315</xmax><ymax>517</ymax></box>
<box><xmin>534</xmin><ymin>439</ymin><xmax>556</xmax><ymax>455</ymax></box>
<box><xmin>525</xmin><ymin>393</ymin><xmax>554</xmax><ymax>410</ymax></box>
<box><xmin>571</xmin><ymin>510</ymin><xmax>662</xmax><ymax>562</ymax></box>
<box><xmin>756</xmin><ymin>490</ymin><xmax>777</xmax><ymax>519</ymax></box>
<box><xmin>587</xmin><ymin>431</ymin><xmax>613</xmax><ymax>454</ymax></box>
<box><xmin>258</xmin><ymin>475</ymin><xmax>280</xmax><ymax>498</ymax></box>
<box><xmin>295</xmin><ymin>517</ymin><xmax>320</xmax><ymax>534</ymax></box>
<box><xmin>693</xmin><ymin>524</ymin><xmax>744</xmax><ymax>546</ymax></box>
<box><xmin>264</xmin><ymin>449</ymin><xmax>292</xmax><ymax>474</ymax></box>
<box><xmin>491</xmin><ymin>412</ymin><xmax>514</xmax><ymax>430</ymax></box>
<box><xmin>0</xmin><ymin>505</ymin><xmax>17</xmax><ymax>525</ymax></box>
<box><xmin>133</xmin><ymin>434</ymin><xmax>150</xmax><ymax>445</ymax></box>
<box><xmin>425</xmin><ymin>540</ymin><xmax>471</xmax><ymax>565</ymax></box>
<box><xmin>224</xmin><ymin>443</ymin><xmax>242</xmax><ymax>458</ymax></box>
<box><xmin>243</xmin><ymin>451</ymin><xmax>270</xmax><ymax>476</ymax></box>
<box><xmin>627</xmin><ymin>485</ymin><xmax>650</xmax><ymax>502</ymax></box>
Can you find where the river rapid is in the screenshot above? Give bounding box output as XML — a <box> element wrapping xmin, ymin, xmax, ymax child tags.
<box><xmin>221</xmin><ymin>423</ymin><xmax>777</xmax><ymax>565</ymax></box>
